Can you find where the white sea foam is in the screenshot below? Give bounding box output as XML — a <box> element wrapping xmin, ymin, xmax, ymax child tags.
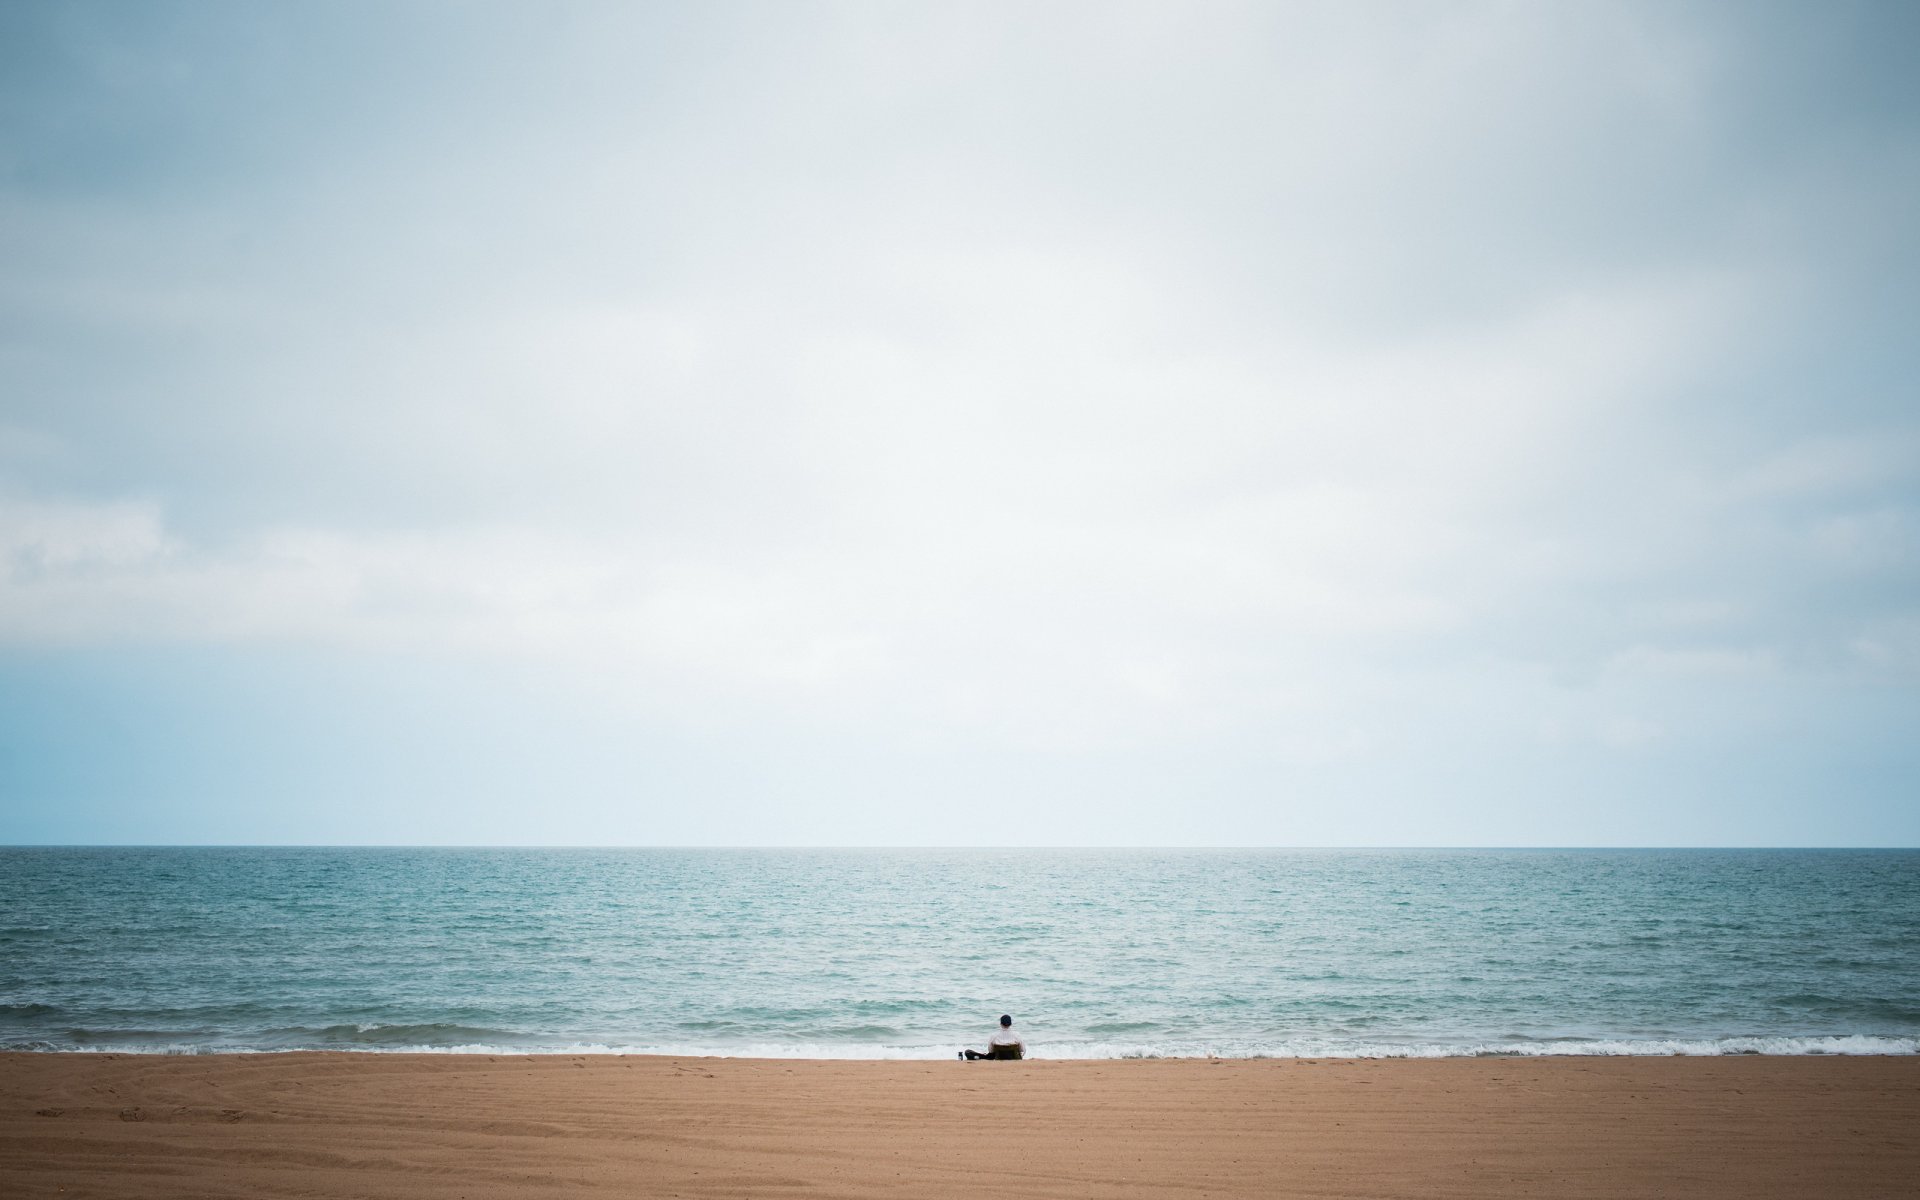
<box><xmin>36</xmin><ymin>1034</ymin><xmax>1920</xmax><ymax>1058</ymax></box>
<box><xmin>619</xmin><ymin>1035</ymin><xmax>1920</xmax><ymax>1060</ymax></box>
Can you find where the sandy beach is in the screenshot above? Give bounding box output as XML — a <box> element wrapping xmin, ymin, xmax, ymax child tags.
<box><xmin>2</xmin><ymin>1053</ymin><xmax>1914</xmax><ymax>1199</ymax></box>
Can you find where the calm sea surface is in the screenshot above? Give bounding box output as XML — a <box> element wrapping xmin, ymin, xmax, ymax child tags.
<box><xmin>2</xmin><ymin>847</ymin><xmax>1915</xmax><ymax>1057</ymax></box>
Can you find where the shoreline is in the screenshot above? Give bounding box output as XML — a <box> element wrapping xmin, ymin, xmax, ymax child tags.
<box><xmin>11</xmin><ymin>1044</ymin><xmax>1920</xmax><ymax>1052</ymax></box>
<box><xmin>5</xmin><ymin>1051</ymin><xmax>1915</xmax><ymax>1198</ymax></box>
<box><xmin>6</xmin><ymin>1034</ymin><xmax>1916</xmax><ymax>1059</ymax></box>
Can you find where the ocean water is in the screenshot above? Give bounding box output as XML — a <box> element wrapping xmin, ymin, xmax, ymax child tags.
<box><xmin>1</xmin><ymin>847</ymin><xmax>1915</xmax><ymax>1058</ymax></box>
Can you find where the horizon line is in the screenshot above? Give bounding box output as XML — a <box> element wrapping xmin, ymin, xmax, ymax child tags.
<box><xmin>4</xmin><ymin>843</ymin><xmax>1916</xmax><ymax>852</ymax></box>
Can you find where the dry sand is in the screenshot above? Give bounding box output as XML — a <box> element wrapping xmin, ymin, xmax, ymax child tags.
<box><xmin>3</xmin><ymin>1052</ymin><xmax>1916</xmax><ymax>1198</ymax></box>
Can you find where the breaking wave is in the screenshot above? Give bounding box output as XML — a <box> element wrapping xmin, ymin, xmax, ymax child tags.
<box><xmin>9</xmin><ymin>1032</ymin><xmax>1916</xmax><ymax>1058</ymax></box>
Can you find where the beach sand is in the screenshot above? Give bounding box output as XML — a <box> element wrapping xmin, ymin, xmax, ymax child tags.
<box><xmin>2</xmin><ymin>1052</ymin><xmax>1915</xmax><ymax>1198</ymax></box>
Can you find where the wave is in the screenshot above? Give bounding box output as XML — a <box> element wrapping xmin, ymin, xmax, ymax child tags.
<box><xmin>1037</xmin><ymin>1034</ymin><xmax>1920</xmax><ymax>1059</ymax></box>
<box><xmin>259</xmin><ymin>1022</ymin><xmax>539</xmax><ymax>1048</ymax></box>
<box><xmin>0</xmin><ymin>1022</ymin><xmax>548</xmax><ymax>1054</ymax></box>
<box><xmin>9</xmin><ymin>1032</ymin><xmax>1916</xmax><ymax>1058</ymax></box>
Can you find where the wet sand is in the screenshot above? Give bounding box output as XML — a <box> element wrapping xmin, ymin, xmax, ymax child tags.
<box><xmin>2</xmin><ymin>1052</ymin><xmax>1915</xmax><ymax>1198</ymax></box>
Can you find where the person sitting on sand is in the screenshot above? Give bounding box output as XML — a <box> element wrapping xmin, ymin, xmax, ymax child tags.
<box><xmin>960</xmin><ymin>1014</ymin><xmax>1025</xmax><ymax>1060</ymax></box>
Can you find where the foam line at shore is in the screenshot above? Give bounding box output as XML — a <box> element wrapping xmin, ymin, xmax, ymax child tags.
<box><xmin>12</xmin><ymin>1033</ymin><xmax>1916</xmax><ymax>1057</ymax></box>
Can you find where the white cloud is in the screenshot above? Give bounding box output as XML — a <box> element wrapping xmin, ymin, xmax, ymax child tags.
<box><xmin>1</xmin><ymin>1</ymin><xmax>1915</xmax><ymax>841</ymax></box>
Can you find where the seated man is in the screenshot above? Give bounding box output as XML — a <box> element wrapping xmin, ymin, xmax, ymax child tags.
<box><xmin>960</xmin><ymin>1014</ymin><xmax>1025</xmax><ymax>1060</ymax></box>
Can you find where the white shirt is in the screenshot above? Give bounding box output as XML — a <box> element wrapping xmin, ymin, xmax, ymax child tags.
<box><xmin>989</xmin><ymin>1025</ymin><xmax>1023</xmax><ymax>1048</ymax></box>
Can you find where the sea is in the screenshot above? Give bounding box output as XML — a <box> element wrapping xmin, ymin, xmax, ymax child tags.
<box><xmin>1</xmin><ymin>847</ymin><xmax>1915</xmax><ymax>1059</ymax></box>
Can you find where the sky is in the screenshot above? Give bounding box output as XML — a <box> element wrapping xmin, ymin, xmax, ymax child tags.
<box><xmin>1</xmin><ymin>1</ymin><xmax>1916</xmax><ymax>846</ymax></box>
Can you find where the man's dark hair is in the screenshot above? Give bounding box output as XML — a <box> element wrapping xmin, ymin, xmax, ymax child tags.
<box><xmin>1000</xmin><ymin>1014</ymin><xmax>1012</xmax><ymax>1027</ymax></box>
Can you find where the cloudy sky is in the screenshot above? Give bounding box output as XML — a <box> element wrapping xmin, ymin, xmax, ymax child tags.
<box><xmin>2</xmin><ymin>1</ymin><xmax>1915</xmax><ymax>845</ymax></box>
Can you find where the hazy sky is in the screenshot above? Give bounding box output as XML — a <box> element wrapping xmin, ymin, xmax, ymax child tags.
<box><xmin>3</xmin><ymin>1</ymin><xmax>1916</xmax><ymax>845</ymax></box>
